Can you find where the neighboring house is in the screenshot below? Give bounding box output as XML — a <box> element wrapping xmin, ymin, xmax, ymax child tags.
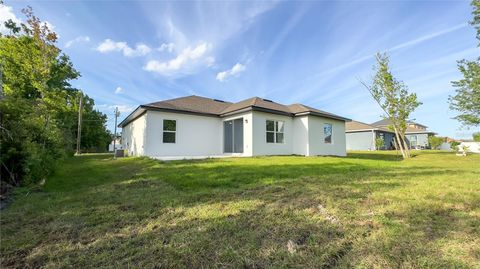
<box><xmin>459</xmin><ymin>141</ymin><xmax>480</xmax><ymax>154</ymax></box>
<box><xmin>118</xmin><ymin>95</ymin><xmax>350</xmax><ymax>159</ymax></box>
<box><xmin>346</xmin><ymin>121</ymin><xmax>396</xmax><ymax>151</ymax></box>
<box><xmin>371</xmin><ymin>119</ymin><xmax>436</xmax><ymax>149</ymax></box>
<box><xmin>108</xmin><ymin>138</ymin><xmax>122</xmax><ymax>152</ymax></box>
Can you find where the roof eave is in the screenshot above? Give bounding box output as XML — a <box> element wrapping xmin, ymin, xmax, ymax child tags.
<box><xmin>117</xmin><ymin>106</ymin><xmax>147</xmax><ymax>128</ymax></box>
<box><xmin>296</xmin><ymin>111</ymin><xmax>351</xmax><ymax>122</ymax></box>
<box><xmin>141</xmin><ymin>105</ymin><xmax>220</xmax><ymax>118</ymax></box>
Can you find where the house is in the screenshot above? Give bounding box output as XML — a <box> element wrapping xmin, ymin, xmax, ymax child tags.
<box><xmin>346</xmin><ymin>121</ymin><xmax>396</xmax><ymax>151</ymax></box>
<box><xmin>118</xmin><ymin>95</ymin><xmax>350</xmax><ymax>159</ymax></box>
<box><xmin>108</xmin><ymin>138</ymin><xmax>122</xmax><ymax>152</ymax></box>
<box><xmin>371</xmin><ymin>119</ymin><xmax>436</xmax><ymax>149</ymax></box>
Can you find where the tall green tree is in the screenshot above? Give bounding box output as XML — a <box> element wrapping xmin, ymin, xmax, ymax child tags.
<box><xmin>449</xmin><ymin>0</ymin><xmax>480</xmax><ymax>127</ymax></box>
<box><xmin>0</xmin><ymin>5</ymin><xmax>110</xmax><ymax>192</ymax></box>
<box><xmin>361</xmin><ymin>53</ymin><xmax>422</xmax><ymax>159</ymax></box>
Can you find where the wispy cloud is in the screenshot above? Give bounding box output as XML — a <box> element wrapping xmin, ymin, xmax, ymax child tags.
<box><xmin>65</xmin><ymin>36</ymin><xmax>90</xmax><ymax>48</ymax></box>
<box><xmin>388</xmin><ymin>23</ymin><xmax>468</xmax><ymax>52</ymax></box>
<box><xmin>114</xmin><ymin>86</ymin><xmax>124</xmax><ymax>94</ymax></box>
<box><xmin>158</xmin><ymin>42</ymin><xmax>175</xmax><ymax>52</ymax></box>
<box><xmin>96</xmin><ymin>39</ymin><xmax>151</xmax><ymax>57</ymax></box>
<box><xmin>216</xmin><ymin>63</ymin><xmax>246</xmax><ymax>82</ymax></box>
<box><xmin>271</xmin><ymin>22</ymin><xmax>470</xmax><ymax>100</ymax></box>
<box><xmin>144</xmin><ymin>42</ymin><xmax>214</xmax><ymax>76</ymax></box>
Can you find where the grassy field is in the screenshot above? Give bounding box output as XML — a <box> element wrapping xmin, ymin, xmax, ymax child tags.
<box><xmin>1</xmin><ymin>151</ymin><xmax>479</xmax><ymax>268</ymax></box>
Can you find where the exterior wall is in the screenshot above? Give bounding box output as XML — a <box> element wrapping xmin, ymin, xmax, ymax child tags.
<box><xmin>251</xmin><ymin>111</ymin><xmax>294</xmax><ymax>156</ymax></box>
<box><xmin>292</xmin><ymin>116</ymin><xmax>309</xmax><ymax>155</ymax></box>
<box><xmin>308</xmin><ymin>116</ymin><xmax>346</xmax><ymax>156</ymax></box>
<box><xmin>222</xmin><ymin>112</ymin><xmax>253</xmax><ymax>156</ymax></box>
<box><xmin>144</xmin><ymin>111</ymin><xmax>223</xmax><ymax>157</ymax></box>
<box><xmin>405</xmin><ymin>133</ymin><xmax>430</xmax><ymax>148</ymax></box>
<box><xmin>121</xmin><ymin>109</ymin><xmax>346</xmax><ymax>158</ymax></box>
<box><xmin>121</xmin><ymin>113</ymin><xmax>147</xmax><ymax>156</ymax></box>
<box><xmin>346</xmin><ymin>131</ymin><xmax>375</xmax><ymax>151</ymax></box>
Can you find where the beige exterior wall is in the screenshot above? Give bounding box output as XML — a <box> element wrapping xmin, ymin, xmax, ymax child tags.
<box><xmin>121</xmin><ymin>110</ymin><xmax>347</xmax><ymax>158</ymax></box>
<box><xmin>307</xmin><ymin>116</ymin><xmax>347</xmax><ymax>156</ymax></box>
<box><xmin>121</xmin><ymin>113</ymin><xmax>147</xmax><ymax>156</ymax></box>
<box><xmin>145</xmin><ymin>111</ymin><xmax>223</xmax><ymax>157</ymax></box>
<box><xmin>251</xmin><ymin>111</ymin><xmax>294</xmax><ymax>156</ymax></box>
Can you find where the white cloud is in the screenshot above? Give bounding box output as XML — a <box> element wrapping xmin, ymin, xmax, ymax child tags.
<box><xmin>0</xmin><ymin>4</ymin><xmax>21</xmax><ymax>35</ymax></box>
<box><xmin>96</xmin><ymin>39</ymin><xmax>151</xmax><ymax>57</ymax></box>
<box><xmin>216</xmin><ymin>63</ymin><xmax>246</xmax><ymax>82</ymax></box>
<box><xmin>65</xmin><ymin>36</ymin><xmax>90</xmax><ymax>48</ymax></box>
<box><xmin>144</xmin><ymin>42</ymin><xmax>214</xmax><ymax>76</ymax></box>
<box><xmin>114</xmin><ymin>87</ymin><xmax>124</xmax><ymax>94</ymax></box>
<box><xmin>158</xmin><ymin>42</ymin><xmax>175</xmax><ymax>52</ymax></box>
<box><xmin>43</xmin><ymin>21</ymin><xmax>55</xmax><ymax>31</ymax></box>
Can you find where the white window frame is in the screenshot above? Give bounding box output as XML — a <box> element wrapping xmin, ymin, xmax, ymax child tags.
<box><xmin>266</xmin><ymin>120</ymin><xmax>285</xmax><ymax>144</ymax></box>
<box><xmin>163</xmin><ymin>119</ymin><xmax>176</xmax><ymax>144</ymax></box>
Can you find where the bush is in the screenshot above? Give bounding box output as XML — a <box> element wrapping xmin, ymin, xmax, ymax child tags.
<box><xmin>375</xmin><ymin>137</ymin><xmax>385</xmax><ymax>150</ymax></box>
<box><xmin>473</xmin><ymin>132</ymin><xmax>480</xmax><ymax>142</ymax></box>
<box><xmin>428</xmin><ymin>136</ymin><xmax>444</xmax><ymax>150</ymax></box>
<box><xmin>450</xmin><ymin>141</ymin><xmax>461</xmax><ymax>151</ymax></box>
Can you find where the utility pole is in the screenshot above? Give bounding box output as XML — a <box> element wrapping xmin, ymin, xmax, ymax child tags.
<box><xmin>113</xmin><ymin>107</ymin><xmax>120</xmax><ymax>158</ymax></box>
<box><xmin>76</xmin><ymin>92</ymin><xmax>83</xmax><ymax>155</ymax></box>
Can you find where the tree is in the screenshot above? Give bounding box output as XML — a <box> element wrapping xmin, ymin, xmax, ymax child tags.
<box><xmin>0</xmin><ymin>5</ymin><xmax>110</xmax><ymax>193</ymax></box>
<box><xmin>375</xmin><ymin>137</ymin><xmax>384</xmax><ymax>150</ymax></box>
<box><xmin>473</xmin><ymin>132</ymin><xmax>480</xmax><ymax>142</ymax></box>
<box><xmin>450</xmin><ymin>141</ymin><xmax>461</xmax><ymax>151</ymax></box>
<box><xmin>361</xmin><ymin>53</ymin><xmax>422</xmax><ymax>159</ymax></box>
<box><xmin>449</xmin><ymin>0</ymin><xmax>480</xmax><ymax>127</ymax></box>
<box><xmin>428</xmin><ymin>136</ymin><xmax>444</xmax><ymax>150</ymax></box>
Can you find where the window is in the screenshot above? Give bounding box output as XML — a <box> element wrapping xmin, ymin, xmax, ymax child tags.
<box><xmin>163</xmin><ymin>119</ymin><xmax>176</xmax><ymax>143</ymax></box>
<box><xmin>409</xmin><ymin>135</ymin><xmax>417</xmax><ymax>148</ymax></box>
<box><xmin>324</xmin><ymin>123</ymin><xmax>332</xmax><ymax>144</ymax></box>
<box><xmin>266</xmin><ymin>120</ymin><xmax>284</xmax><ymax>143</ymax></box>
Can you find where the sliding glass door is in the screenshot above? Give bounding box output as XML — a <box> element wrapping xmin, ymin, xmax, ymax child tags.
<box><xmin>224</xmin><ymin>118</ymin><xmax>243</xmax><ymax>153</ymax></box>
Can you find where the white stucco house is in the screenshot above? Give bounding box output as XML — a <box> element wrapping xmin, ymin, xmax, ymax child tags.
<box><xmin>118</xmin><ymin>95</ymin><xmax>350</xmax><ymax>159</ymax></box>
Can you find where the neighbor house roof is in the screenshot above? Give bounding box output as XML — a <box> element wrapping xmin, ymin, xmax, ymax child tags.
<box><xmin>118</xmin><ymin>95</ymin><xmax>350</xmax><ymax>127</ymax></box>
<box><xmin>404</xmin><ymin>126</ymin><xmax>436</xmax><ymax>134</ymax></box>
<box><xmin>371</xmin><ymin>118</ymin><xmax>428</xmax><ymax>129</ymax></box>
<box><xmin>371</xmin><ymin>118</ymin><xmax>435</xmax><ymax>134</ymax></box>
<box><xmin>346</xmin><ymin>120</ymin><xmax>393</xmax><ymax>133</ymax></box>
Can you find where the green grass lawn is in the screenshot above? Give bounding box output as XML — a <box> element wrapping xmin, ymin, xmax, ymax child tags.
<box><xmin>1</xmin><ymin>151</ymin><xmax>479</xmax><ymax>268</ymax></box>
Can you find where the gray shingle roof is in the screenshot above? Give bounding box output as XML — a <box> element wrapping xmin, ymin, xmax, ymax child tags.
<box><xmin>346</xmin><ymin>120</ymin><xmax>393</xmax><ymax>133</ymax></box>
<box><xmin>119</xmin><ymin>95</ymin><xmax>350</xmax><ymax>127</ymax></box>
<box><xmin>144</xmin><ymin>95</ymin><xmax>232</xmax><ymax>115</ymax></box>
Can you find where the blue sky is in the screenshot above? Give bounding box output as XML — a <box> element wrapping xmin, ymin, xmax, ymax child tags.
<box><xmin>2</xmin><ymin>1</ymin><xmax>479</xmax><ymax>138</ymax></box>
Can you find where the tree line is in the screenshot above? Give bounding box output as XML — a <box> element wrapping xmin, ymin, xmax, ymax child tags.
<box><xmin>0</xmin><ymin>6</ymin><xmax>111</xmax><ymax>195</ymax></box>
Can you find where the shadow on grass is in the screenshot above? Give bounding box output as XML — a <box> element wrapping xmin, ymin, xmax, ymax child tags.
<box><xmin>1</xmin><ymin>153</ymin><xmax>478</xmax><ymax>268</ymax></box>
<box><xmin>346</xmin><ymin>152</ymin><xmax>404</xmax><ymax>161</ymax></box>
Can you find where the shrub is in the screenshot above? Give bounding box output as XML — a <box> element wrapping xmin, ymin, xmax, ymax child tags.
<box><xmin>375</xmin><ymin>137</ymin><xmax>385</xmax><ymax>150</ymax></box>
<box><xmin>473</xmin><ymin>132</ymin><xmax>480</xmax><ymax>142</ymax></box>
<box><xmin>428</xmin><ymin>136</ymin><xmax>444</xmax><ymax>150</ymax></box>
